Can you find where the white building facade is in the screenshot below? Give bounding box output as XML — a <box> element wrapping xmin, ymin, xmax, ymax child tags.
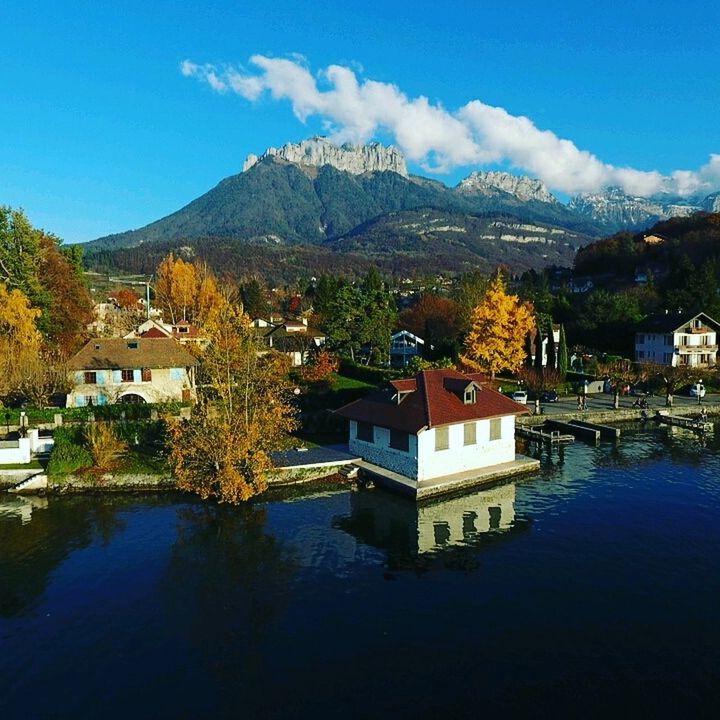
<box><xmin>635</xmin><ymin>312</ymin><xmax>719</xmax><ymax>367</ymax></box>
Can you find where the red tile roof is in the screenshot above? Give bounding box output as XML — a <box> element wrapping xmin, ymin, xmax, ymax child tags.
<box><xmin>336</xmin><ymin>368</ymin><xmax>529</xmax><ymax>433</ymax></box>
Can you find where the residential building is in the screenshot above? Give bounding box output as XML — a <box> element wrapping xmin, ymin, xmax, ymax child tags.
<box><xmin>335</xmin><ymin>369</ymin><xmax>533</xmax><ymax>493</ymax></box>
<box><xmin>389</xmin><ymin>329</ymin><xmax>425</xmax><ymax>368</ymax></box>
<box><xmin>67</xmin><ymin>338</ymin><xmax>198</xmax><ymax>406</ymax></box>
<box><xmin>253</xmin><ymin>318</ymin><xmax>326</xmax><ymax>366</ymax></box>
<box><xmin>125</xmin><ymin>318</ymin><xmax>207</xmax><ymax>346</ymax></box>
<box><xmin>635</xmin><ymin>311</ymin><xmax>720</xmax><ymax>367</ymax></box>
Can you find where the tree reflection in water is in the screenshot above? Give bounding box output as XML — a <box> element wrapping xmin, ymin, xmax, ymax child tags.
<box><xmin>162</xmin><ymin>503</ymin><xmax>297</xmax><ymax>685</ymax></box>
<box><xmin>0</xmin><ymin>495</ymin><xmax>127</xmax><ymax>617</ymax></box>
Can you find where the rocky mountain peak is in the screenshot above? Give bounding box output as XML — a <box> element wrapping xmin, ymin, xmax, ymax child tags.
<box><xmin>457</xmin><ymin>171</ymin><xmax>558</xmax><ymax>205</ymax></box>
<box><xmin>242</xmin><ymin>136</ymin><xmax>409</xmax><ymax>177</ymax></box>
<box><xmin>568</xmin><ymin>187</ymin><xmax>700</xmax><ymax>230</ymax></box>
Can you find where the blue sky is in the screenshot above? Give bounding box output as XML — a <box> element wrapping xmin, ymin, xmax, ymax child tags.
<box><xmin>2</xmin><ymin>0</ymin><xmax>719</xmax><ymax>243</ymax></box>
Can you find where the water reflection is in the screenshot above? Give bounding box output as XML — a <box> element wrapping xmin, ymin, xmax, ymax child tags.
<box><xmin>334</xmin><ymin>482</ymin><xmax>529</xmax><ymax>572</ymax></box>
<box><xmin>0</xmin><ymin>494</ymin><xmax>48</xmax><ymax>525</ymax></box>
<box><xmin>161</xmin><ymin>504</ymin><xmax>298</xmax><ymax>683</ymax></box>
<box><xmin>0</xmin><ymin>495</ymin><xmax>134</xmax><ymax>617</ymax></box>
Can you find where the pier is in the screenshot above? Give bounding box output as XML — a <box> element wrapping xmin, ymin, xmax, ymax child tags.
<box><xmin>655</xmin><ymin>412</ymin><xmax>713</xmax><ymax>433</ymax></box>
<box><xmin>515</xmin><ymin>425</ymin><xmax>574</xmax><ymax>445</ymax></box>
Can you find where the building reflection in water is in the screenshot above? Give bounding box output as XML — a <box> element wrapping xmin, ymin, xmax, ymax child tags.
<box><xmin>0</xmin><ymin>495</ymin><xmax>48</xmax><ymax>525</ymax></box>
<box><xmin>334</xmin><ymin>481</ymin><xmax>529</xmax><ymax>572</ymax></box>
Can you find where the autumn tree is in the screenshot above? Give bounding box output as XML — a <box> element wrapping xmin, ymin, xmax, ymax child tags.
<box><xmin>399</xmin><ymin>294</ymin><xmax>463</xmax><ymax>359</ymax></box>
<box><xmin>461</xmin><ymin>274</ymin><xmax>535</xmax><ymax>379</ymax></box>
<box><xmin>154</xmin><ymin>253</ymin><xmax>198</xmax><ymax>324</ymax></box>
<box><xmin>167</xmin><ymin>305</ymin><xmax>297</xmax><ymax>504</ymax></box>
<box><xmin>153</xmin><ymin>254</ymin><xmax>226</xmax><ymax>327</ymax></box>
<box><xmin>1</xmin><ymin>207</ymin><xmax>92</xmax><ymax>351</ymax></box>
<box><xmin>644</xmin><ymin>362</ymin><xmax>696</xmax><ymax>408</ymax></box>
<box><xmin>0</xmin><ymin>282</ymin><xmax>42</xmax><ymax>401</ymax></box>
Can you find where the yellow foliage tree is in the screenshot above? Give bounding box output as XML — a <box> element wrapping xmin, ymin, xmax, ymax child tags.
<box><xmin>154</xmin><ymin>253</ymin><xmax>199</xmax><ymax>324</ymax></box>
<box><xmin>461</xmin><ymin>274</ymin><xmax>535</xmax><ymax>378</ymax></box>
<box><xmin>167</xmin><ymin>304</ymin><xmax>297</xmax><ymax>503</ymax></box>
<box><xmin>0</xmin><ymin>282</ymin><xmax>42</xmax><ymax>398</ymax></box>
<box><xmin>154</xmin><ymin>254</ymin><xmax>227</xmax><ymax>328</ymax></box>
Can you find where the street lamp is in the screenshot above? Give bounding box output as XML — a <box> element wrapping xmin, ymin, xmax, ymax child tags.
<box><xmin>698</xmin><ymin>378</ymin><xmax>703</xmax><ymax>406</ymax></box>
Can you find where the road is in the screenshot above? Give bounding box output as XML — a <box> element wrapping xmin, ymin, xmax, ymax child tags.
<box><xmin>530</xmin><ymin>392</ymin><xmax>718</xmax><ymax>416</ymax></box>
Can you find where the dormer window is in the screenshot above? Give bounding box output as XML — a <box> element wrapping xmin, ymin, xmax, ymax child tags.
<box><xmin>464</xmin><ymin>387</ymin><xmax>476</xmax><ymax>404</ymax></box>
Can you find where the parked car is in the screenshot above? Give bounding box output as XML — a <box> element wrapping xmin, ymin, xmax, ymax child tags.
<box><xmin>689</xmin><ymin>384</ymin><xmax>706</xmax><ymax>398</ymax></box>
<box><xmin>541</xmin><ymin>390</ymin><xmax>559</xmax><ymax>403</ymax></box>
<box><xmin>511</xmin><ymin>390</ymin><xmax>528</xmax><ymax>404</ymax></box>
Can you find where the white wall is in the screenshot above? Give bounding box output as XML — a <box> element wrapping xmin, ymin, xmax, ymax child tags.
<box><xmin>0</xmin><ymin>438</ymin><xmax>31</xmax><ymax>464</ymax></box>
<box><xmin>416</xmin><ymin>416</ymin><xmax>516</xmax><ymax>481</ymax></box>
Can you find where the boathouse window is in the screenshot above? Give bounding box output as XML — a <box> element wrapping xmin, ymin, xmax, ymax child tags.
<box><xmin>389</xmin><ymin>429</ymin><xmax>409</xmax><ymax>452</ymax></box>
<box><xmin>435</xmin><ymin>426</ymin><xmax>449</xmax><ymax>451</ymax></box>
<box><xmin>464</xmin><ymin>422</ymin><xmax>476</xmax><ymax>446</ymax></box>
<box><xmin>84</xmin><ymin>371</ymin><xmax>97</xmax><ymax>384</ymax></box>
<box><xmin>121</xmin><ymin>369</ymin><xmax>134</xmax><ymax>383</ymax></box>
<box><xmin>489</xmin><ymin>418</ymin><xmax>502</xmax><ymax>441</ymax></box>
<box><xmin>356</xmin><ymin>422</ymin><xmax>374</xmax><ymax>443</ymax></box>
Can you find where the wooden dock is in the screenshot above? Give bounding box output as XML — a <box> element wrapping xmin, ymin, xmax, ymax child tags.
<box><xmin>516</xmin><ymin>425</ymin><xmax>574</xmax><ymax>445</ymax></box>
<box><xmin>544</xmin><ymin>419</ymin><xmax>600</xmax><ymax>443</ymax></box>
<box><xmin>567</xmin><ymin>419</ymin><xmax>621</xmax><ymax>441</ymax></box>
<box><xmin>655</xmin><ymin>413</ymin><xmax>713</xmax><ymax>433</ymax></box>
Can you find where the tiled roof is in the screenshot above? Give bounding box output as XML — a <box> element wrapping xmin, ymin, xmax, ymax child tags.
<box><xmin>69</xmin><ymin>338</ymin><xmax>198</xmax><ymax>370</ymax></box>
<box><xmin>140</xmin><ymin>327</ymin><xmax>169</xmax><ymax>338</ymax></box>
<box><xmin>637</xmin><ymin>311</ymin><xmax>720</xmax><ymax>333</ymax></box>
<box><xmin>336</xmin><ymin>368</ymin><xmax>528</xmax><ymax>433</ymax></box>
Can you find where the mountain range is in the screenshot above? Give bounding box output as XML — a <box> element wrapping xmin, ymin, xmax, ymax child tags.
<box><xmin>84</xmin><ymin>137</ymin><xmax>720</xmax><ymax>280</ymax></box>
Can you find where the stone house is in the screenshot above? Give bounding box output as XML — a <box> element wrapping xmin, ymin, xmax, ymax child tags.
<box><xmin>66</xmin><ymin>338</ymin><xmax>198</xmax><ymax>407</ymax></box>
<box><xmin>335</xmin><ymin>368</ymin><xmax>530</xmax><ymax>485</ymax></box>
<box><xmin>635</xmin><ymin>311</ymin><xmax>720</xmax><ymax>367</ymax></box>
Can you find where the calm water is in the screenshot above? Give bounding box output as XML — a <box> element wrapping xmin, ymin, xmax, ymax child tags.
<box><xmin>1</xmin><ymin>425</ymin><xmax>719</xmax><ymax>719</ymax></box>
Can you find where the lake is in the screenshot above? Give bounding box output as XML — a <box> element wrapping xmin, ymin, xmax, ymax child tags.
<box><xmin>1</xmin><ymin>424</ymin><xmax>719</xmax><ymax>718</ymax></box>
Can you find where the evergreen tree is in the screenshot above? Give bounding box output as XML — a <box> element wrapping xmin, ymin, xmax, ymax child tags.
<box><xmin>546</xmin><ymin>321</ymin><xmax>557</xmax><ymax>369</ymax></box>
<box><xmin>534</xmin><ymin>321</ymin><xmax>544</xmax><ymax>370</ymax></box>
<box><xmin>558</xmin><ymin>324</ymin><xmax>569</xmax><ymax>379</ymax></box>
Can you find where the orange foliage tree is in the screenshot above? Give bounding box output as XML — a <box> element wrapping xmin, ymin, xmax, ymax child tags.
<box><xmin>460</xmin><ymin>274</ymin><xmax>535</xmax><ymax>379</ymax></box>
<box><xmin>167</xmin><ymin>305</ymin><xmax>297</xmax><ymax>503</ymax></box>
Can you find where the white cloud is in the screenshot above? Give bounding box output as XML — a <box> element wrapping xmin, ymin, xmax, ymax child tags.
<box><xmin>181</xmin><ymin>55</ymin><xmax>719</xmax><ymax>198</ymax></box>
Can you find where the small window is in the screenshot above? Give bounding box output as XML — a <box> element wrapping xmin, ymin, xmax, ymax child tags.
<box><xmin>464</xmin><ymin>422</ymin><xmax>476</xmax><ymax>446</ymax></box>
<box><xmin>141</xmin><ymin>368</ymin><xmax>152</xmax><ymax>382</ymax></box>
<box><xmin>389</xmin><ymin>429</ymin><xmax>409</xmax><ymax>452</ymax></box>
<box><xmin>490</xmin><ymin>418</ymin><xmax>502</xmax><ymax>441</ymax></box>
<box><xmin>464</xmin><ymin>388</ymin><xmax>476</xmax><ymax>404</ymax></box>
<box><xmin>435</xmin><ymin>426</ymin><xmax>449</xmax><ymax>451</ymax></box>
<box><xmin>121</xmin><ymin>369</ymin><xmax>134</xmax><ymax>383</ymax></box>
<box><xmin>84</xmin><ymin>371</ymin><xmax>97</xmax><ymax>384</ymax></box>
<box><xmin>356</xmin><ymin>422</ymin><xmax>374</xmax><ymax>443</ymax></box>
<box><xmin>84</xmin><ymin>395</ymin><xmax>95</xmax><ymax>406</ymax></box>
<box><xmin>178</xmin><ymin>326</ymin><xmax>189</xmax><ymax>333</ymax></box>
<box><xmin>127</xmin><ymin>341</ymin><xmax>139</xmax><ymax>349</ymax></box>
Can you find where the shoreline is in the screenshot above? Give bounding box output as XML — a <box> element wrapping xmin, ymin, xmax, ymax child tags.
<box><xmin>3</xmin><ymin>405</ymin><xmax>717</xmax><ymax>498</ymax></box>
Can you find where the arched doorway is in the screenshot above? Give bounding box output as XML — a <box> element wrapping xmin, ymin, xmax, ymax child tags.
<box><xmin>119</xmin><ymin>393</ymin><xmax>147</xmax><ymax>404</ymax></box>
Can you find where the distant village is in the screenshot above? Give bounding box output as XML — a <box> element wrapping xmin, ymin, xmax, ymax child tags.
<box><xmin>2</xmin><ymin>206</ymin><xmax>720</xmax><ymax>502</ymax></box>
